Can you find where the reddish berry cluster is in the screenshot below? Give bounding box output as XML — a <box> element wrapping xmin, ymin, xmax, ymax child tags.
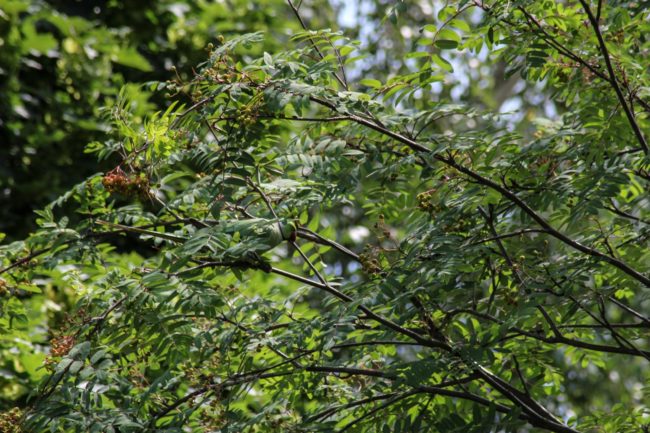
<box><xmin>102</xmin><ymin>168</ymin><xmax>149</xmax><ymax>198</ymax></box>
<box><xmin>44</xmin><ymin>334</ymin><xmax>76</xmax><ymax>372</ymax></box>
<box><xmin>50</xmin><ymin>335</ymin><xmax>75</xmax><ymax>357</ymax></box>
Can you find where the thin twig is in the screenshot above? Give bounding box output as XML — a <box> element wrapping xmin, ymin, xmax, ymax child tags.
<box><xmin>578</xmin><ymin>0</ymin><xmax>648</xmax><ymax>153</ymax></box>
<box><xmin>286</xmin><ymin>0</ymin><xmax>347</xmax><ymax>89</ymax></box>
<box><xmin>337</xmin><ymin>391</ymin><xmax>417</xmax><ymax>433</ymax></box>
<box><xmin>512</xmin><ymin>355</ymin><xmax>531</xmax><ymax>397</ymax></box>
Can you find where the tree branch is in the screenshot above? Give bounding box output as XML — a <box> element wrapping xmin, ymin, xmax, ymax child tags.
<box><xmin>578</xmin><ymin>0</ymin><xmax>648</xmax><ymax>153</ymax></box>
<box><xmin>303</xmin><ymin>98</ymin><xmax>650</xmax><ymax>287</ymax></box>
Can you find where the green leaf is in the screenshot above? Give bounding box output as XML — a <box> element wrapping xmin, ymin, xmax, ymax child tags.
<box><xmin>111</xmin><ymin>46</ymin><xmax>153</xmax><ymax>71</ymax></box>
<box><xmin>431</xmin><ymin>54</ymin><xmax>454</xmax><ymax>72</ymax></box>
<box><xmin>360</xmin><ymin>78</ymin><xmax>382</xmax><ymax>89</ymax></box>
<box><xmin>435</xmin><ymin>39</ymin><xmax>459</xmax><ymax>49</ymax></box>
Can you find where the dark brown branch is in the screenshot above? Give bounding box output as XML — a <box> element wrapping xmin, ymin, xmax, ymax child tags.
<box><xmin>449</xmin><ymin>306</ymin><xmax>650</xmax><ymax>359</ymax></box>
<box><xmin>319</xmin><ymin>374</ymin><xmax>484</xmax><ymax>431</ymax></box>
<box><xmin>578</xmin><ymin>0</ymin><xmax>648</xmax><ymax>153</ymax></box>
<box><xmin>468</xmin><ymin>228</ymin><xmax>550</xmax><ymax>245</ymax></box>
<box><xmin>169</xmin><ymin>96</ymin><xmax>212</xmax><ymax>129</ymax></box>
<box><xmin>0</xmin><ymin>219</ymin><xmax>190</xmax><ymax>276</ymax></box>
<box><xmin>297</xmin><ymin>227</ymin><xmax>360</xmax><ymax>261</ymax></box>
<box><xmin>307</xmin><ymin>392</ymin><xmax>399</xmax><ymax>422</ymax></box>
<box><xmin>512</xmin><ymin>356</ymin><xmax>531</xmax><ymax>396</ymax></box>
<box><xmin>329</xmin><ymin>340</ymin><xmax>424</xmax><ymax>350</ymax></box>
<box><xmin>152</xmin><ymin>370</ymin><xmax>295</xmax><ymax>421</ymax></box>
<box><xmin>605</xmin><ymin>202</ymin><xmax>650</xmax><ymax>226</ymax></box>
<box><xmin>0</xmin><ymin>247</ymin><xmax>52</xmax><ymax>275</ymax></box>
<box><xmin>513</xmin><ymin>5</ymin><xmax>650</xmax><ymax>116</ymax></box>
<box><xmin>84</xmin><ymin>295</ymin><xmax>129</xmax><ymax>337</ymax></box>
<box><xmin>594</xmin><ymin>296</ymin><xmax>650</xmax><ymax>362</ymax></box>
<box><xmin>214</xmin><ymin>114</ymin><xmax>350</xmax><ymax>123</ymax></box>
<box><xmin>607</xmin><ymin>295</ymin><xmax>650</xmax><ymax>324</ymax></box>
<box><xmin>187</xmin><ymin>259</ymin><xmax>447</xmax><ymax>350</ymax></box>
<box><xmin>305</xmin><ymin>365</ymin><xmax>394</xmax><ymax>379</ymax></box>
<box><xmin>558</xmin><ymin>322</ymin><xmax>650</xmax><ymax>329</ymax></box>
<box><xmin>307</xmin><ymin>98</ymin><xmax>650</xmax><ymax>287</ymax></box>
<box><xmin>517</xmin><ymin>8</ymin><xmax>606</xmax><ymax>82</ymax></box>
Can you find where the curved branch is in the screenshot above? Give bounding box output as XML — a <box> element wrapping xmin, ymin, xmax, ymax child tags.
<box><xmin>578</xmin><ymin>0</ymin><xmax>648</xmax><ymax>154</ymax></box>
<box><xmin>303</xmin><ymin>98</ymin><xmax>650</xmax><ymax>287</ymax></box>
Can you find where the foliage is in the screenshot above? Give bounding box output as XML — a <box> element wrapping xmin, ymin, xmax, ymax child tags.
<box><xmin>0</xmin><ymin>0</ymin><xmax>312</xmax><ymax>241</ymax></box>
<box><xmin>0</xmin><ymin>0</ymin><xmax>322</xmax><ymax>411</ymax></box>
<box><xmin>2</xmin><ymin>1</ymin><xmax>650</xmax><ymax>432</ymax></box>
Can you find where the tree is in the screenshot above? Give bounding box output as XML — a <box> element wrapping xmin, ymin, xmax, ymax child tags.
<box><xmin>1</xmin><ymin>1</ymin><xmax>650</xmax><ymax>432</ymax></box>
<box><xmin>0</xmin><ymin>0</ymin><xmax>326</xmax><ymax>413</ymax></box>
<box><xmin>0</xmin><ymin>0</ymin><xmax>318</xmax><ymax>241</ymax></box>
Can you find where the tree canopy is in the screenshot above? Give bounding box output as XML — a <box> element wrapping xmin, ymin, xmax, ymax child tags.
<box><xmin>1</xmin><ymin>1</ymin><xmax>650</xmax><ymax>432</ymax></box>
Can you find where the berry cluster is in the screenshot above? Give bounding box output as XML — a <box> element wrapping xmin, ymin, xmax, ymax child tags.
<box><xmin>237</xmin><ymin>105</ymin><xmax>259</xmax><ymax>126</ymax></box>
<box><xmin>50</xmin><ymin>335</ymin><xmax>75</xmax><ymax>357</ymax></box>
<box><xmin>44</xmin><ymin>335</ymin><xmax>76</xmax><ymax>372</ymax></box>
<box><xmin>418</xmin><ymin>189</ymin><xmax>449</xmax><ymax>215</ymax></box>
<box><xmin>359</xmin><ymin>245</ymin><xmax>382</xmax><ymax>275</ymax></box>
<box><xmin>102</xmin><ymin>168</ymin><xmax>149</xmax><ymax>198</ymax></box>
<box><xmin>417</xmin><ymin>189</ymin><xmax>437</xmax><ymax>213</ymax></box>
<box><xmin>0</xmin><ymin>407</ymin><xmax>23</xmax><ymax>433</ymax></box>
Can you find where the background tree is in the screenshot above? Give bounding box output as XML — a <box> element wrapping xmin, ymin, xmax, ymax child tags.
<box><xmin>1</xmin><ymin>0</ymin><xmax>650</xmax><ymax>432</ymax></box>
